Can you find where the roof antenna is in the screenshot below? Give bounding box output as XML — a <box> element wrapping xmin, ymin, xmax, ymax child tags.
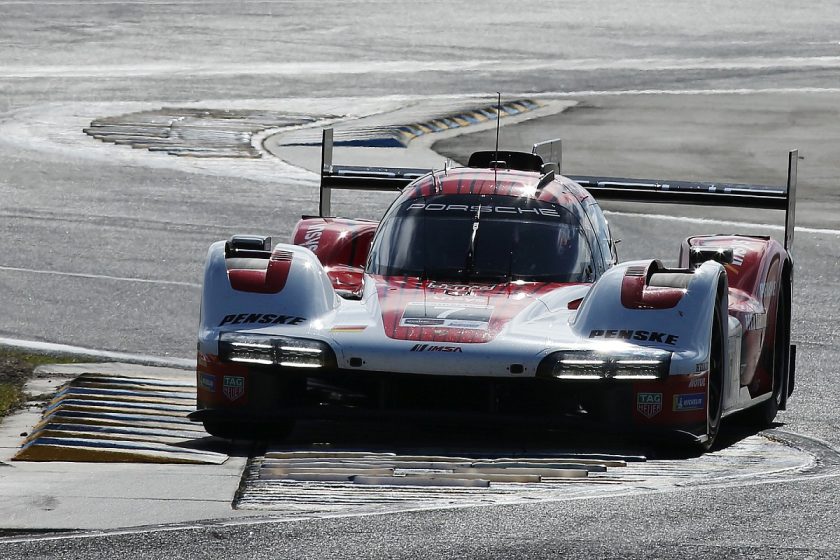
<box><xmin>494</xmin><ymin>92</ymin><xmax>501</xmax><ymax>193</ymax></box>
<box><xmin>494</xmin><ymin>91</ymin><xmax>501</xmax><ymax>161</ymax></box>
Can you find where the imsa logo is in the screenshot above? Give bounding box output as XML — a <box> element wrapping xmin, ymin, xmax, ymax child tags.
<box><xmin>410</xmin><ymin>344</ymin><xmax>463</xmax><ymax>353</ymax></box>
<box><xmin>637</xmin><ymin>392</ymin><xmax>662</xmax><ymax>419</ymax></box>
<box><xmin>222</xmin><ymin>376</ymin><xmax>245</xmax><ymax>401</ymax></box>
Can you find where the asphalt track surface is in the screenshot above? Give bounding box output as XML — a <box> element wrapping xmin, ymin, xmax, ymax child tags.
<box><xmin>2</xmin><ymin>1</ymin><xmax>840</xmax><ymax>558</ymax></box>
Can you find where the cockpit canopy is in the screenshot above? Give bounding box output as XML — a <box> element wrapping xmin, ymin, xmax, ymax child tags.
<box><xmin>367</xmin><ymin>194</ymin><xmax>596</xmax><ymax>283</ymax></box>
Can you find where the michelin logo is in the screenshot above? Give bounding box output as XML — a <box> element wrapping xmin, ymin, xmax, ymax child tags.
<box><xmin>199</xmin><ymin>373</ymin><xmax>216</xmax><ymax>392</ymax></box>
<box><xmin>674</xmin><ymin>393</ymin><xmax>705</xmax><ymax>411</ymax></box>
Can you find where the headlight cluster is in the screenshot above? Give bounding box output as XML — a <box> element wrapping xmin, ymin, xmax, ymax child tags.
<box><xmin>218</xmin><ymin>333</ymin><xmax>335</xmax><ymax>369</ymax></box>
<box><xmin>538</xmin><ymin>348</ymin><xmax>671</xmax><ymax>380</ymax></box>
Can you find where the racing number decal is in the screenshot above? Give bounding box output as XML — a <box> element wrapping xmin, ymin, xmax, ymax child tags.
<box><xmin>436</xmin><ymin>307</ymin><xmax>472</xmax><ymax>319</ymax></box>
<box><xmin>399</xmin><ymin>302</ymin><xmax>492</xmax><ymax>330</ymax></box>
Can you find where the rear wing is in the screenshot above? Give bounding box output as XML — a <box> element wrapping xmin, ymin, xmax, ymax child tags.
<box><xmin>319</xmin><ymin>127</ymin><xmax>799</xmax><ymax>251</ymax></box>
<box><xmin>567</xmin><ymin>153</ymin><xmax>798</xmax><ymax>251</ymax></box>
<box><xmin>530</xmin><ymin>138</ymin><xmax>799</xmax><ymax>251</ymax></box>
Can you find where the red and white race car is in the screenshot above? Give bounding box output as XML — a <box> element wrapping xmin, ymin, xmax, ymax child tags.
<box><xmin>189</xmin><ymin>129</ymin><xmax>797</xmax><ymax>450</ymax></box>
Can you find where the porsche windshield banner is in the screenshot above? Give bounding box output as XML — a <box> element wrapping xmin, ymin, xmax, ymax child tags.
<box><xmin>400</xmin><ymin>193</ymin><xmax>577</xmax><ymax>224</ymax></box>
<box><xmin>405</xmin><ymin>202</ymin><xmax>563</xmax><ymax>218</ymax></box>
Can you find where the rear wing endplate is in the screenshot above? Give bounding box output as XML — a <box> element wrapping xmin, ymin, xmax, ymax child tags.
<box><xmin>319</xmin><ymin>128</ymin><xmax>430</xmax><ymax>217</ymax></box>
<box><xmin>319</xmin><ymin>127</ymin><xmax>798</xmax><ymax>251</ymax></box>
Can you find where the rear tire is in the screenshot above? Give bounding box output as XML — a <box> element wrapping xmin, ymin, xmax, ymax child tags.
<box><xmin>203</xmin><ymin>419</ymin><xmax>295</xmax><ymax>442</ymax></box>
<box><xmin>742</xmin><ymin>279</ymin><xmax>790</xmax><ymax>429</ymax></box>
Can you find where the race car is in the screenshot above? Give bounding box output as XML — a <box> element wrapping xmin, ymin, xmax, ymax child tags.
<box><xmin>189</xmin><ymin>128</ymin><xmax>798</xmax><ymax>450</ymax></box>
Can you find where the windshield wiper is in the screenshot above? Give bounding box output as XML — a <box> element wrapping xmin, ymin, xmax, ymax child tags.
<box><xmin>463</xmin><ymin>202</ymin><xmax>483</xmax><ymax>281</ymax></box>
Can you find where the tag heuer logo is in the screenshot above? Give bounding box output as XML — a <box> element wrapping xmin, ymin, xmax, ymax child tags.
<box><xmin>222</xmin><ymin>376</ymin><xmax>245</xmax><ymax>401</ymax></box>
<box><xmin>637</xmin><ymin>392</ymin><xmax>662</xmax><ymax>419</ymax></box>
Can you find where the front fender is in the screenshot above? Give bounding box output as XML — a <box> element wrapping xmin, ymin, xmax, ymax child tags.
<box><xmin>572</xmin><ymin>260</ymin><xmax>727</xmax><ymax>376</ymax></box>
<box><xmin>198</xmin><ymin>241</ymin><xmax>338</xmax><ymax>354</ymax></box>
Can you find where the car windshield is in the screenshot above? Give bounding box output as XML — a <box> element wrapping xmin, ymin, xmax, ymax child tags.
<box><xmin>367</xmin><ymin>194</ymin><xmax>594</xmax><ymax>282</ymax></box>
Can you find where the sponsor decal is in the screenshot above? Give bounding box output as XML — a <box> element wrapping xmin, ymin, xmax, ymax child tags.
<box><xmin>589</xmin><ymin>329</ymin><xmax>679</xmax><ymax>345</ymax></box>
<box><xmin>410</xmin><ymin>344</ymin><xmax>463</xmax><ymax>353</ymax></box>
<box><xmin>695</xmin><ymin>361</ymin><xmax>709</xmax><ymax>373</ymax></box>
<box><xmin>429</xmin><ymin>293</ymin><xmax>487</xmax><ymax>304</ymax></box>
<box><xmin>745</xmin><ymin>312</ymin><xmax>767</xmax><ymax>331</ymax></box>
<box><xmin>219</xmin><ymin>313</ymin><xmax>305</xmax><ymax>327</ymax></box>
<box><xmin>688</xmin><ymin>376</ymin><xmax>707</xmax><ymax>389</ymax></box>
<box><xmin>300</xmin><ymin>224</ymin><xmax>325</xmax><ymax>252</ymax></box>
<box><xmin>198</xmin><ymin>373</ymin><xmax>216</xmax><ymax>392</ymax></box>
<box><xmin>400</xmin><ymin>302</ymin><xmax>492</xmax><ymax>330</ymax></box>
<box><xmin>759</xmin><ymin>280</ymin><xmax>777</xmax><ymax>300</ymax></box>
<box><xmin>406</xmin><ymin>203</ymin><xmax>561</xmax><ymax>218</ymax></box>
<box><xmin>426</xmin><ymin>281</ymin><xmax>496</xmax><ymax>292</ymax></box>
<box><xmin>222</xmin><ymin>376</ymin><xmax>245</xmax><ymax>401</ymax></box>
<box><xmin>674</xmin><ymin>393</ymin><xmax>705</xmax><ymax>411</ymax></box>
<box><xmin>637</xmin><ymin>392</ymin><xmax>662</xmax><ymax>419</ymax></box>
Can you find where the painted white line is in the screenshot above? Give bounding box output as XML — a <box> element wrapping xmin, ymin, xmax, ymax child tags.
<box><xmin>603</xmin><ymin>210</ymin><xmax>840</xmax><ymax>237</ymax></box>
<box><xmin>534</xmin><ymin>86</ymin><xmax>840</xmax><ymax>97</ymax></box>
<box><xmin>0</xmin><ymin>1</ymin><xmax>234</xmax><ymax>4</ymax></box>
<box><xmin>6</xmin><ymin>56</ymin><xmax>840</xmax><ymax>78</ymax></box>
<box><xmin>0</xmin><ymin>265</ymin><xmax>201</xmax><ymax>288</ymax></box>
<box><xmin>0</xmin><ymin>337</ymin><xmax>194</xmax><ymax>369</ymax></box>
<box><xmin>367</xmin><ymin>87</ymin><xmax>840</xmax><ymax>107</ymax></box>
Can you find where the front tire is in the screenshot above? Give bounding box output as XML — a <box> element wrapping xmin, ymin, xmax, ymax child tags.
<box><xmin>701</xmin><ymin>299</ymin><xmax>725</xmax><ymax>452</ymax></box>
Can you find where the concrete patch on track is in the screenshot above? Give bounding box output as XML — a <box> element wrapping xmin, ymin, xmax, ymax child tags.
<box><xmin>84</xmin><ymin>108</ymin><xmax>330</xmax><ymax>159</ymax></box>
<box><xmin>233</xmin><ymin>434</ymin><xmax>813</xmax><ymax>516</ymax></box>
<box><xmin>0</xmin><ymin>363</ymin><xmax>263</xmax><ymax>530</ymax></box>
<box><xmin>12</xmin><ymin>368</ymin><xmax>226</xmax><ymax>465</ymax></box>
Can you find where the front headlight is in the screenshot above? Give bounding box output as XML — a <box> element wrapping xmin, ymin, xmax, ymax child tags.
<box><xmin>537</xmin><ymin>348</ymin><xmax>671</xmax><ymax>380</ymax></box>
<box><xmin>218</xmin><ymin>332</ymin><xmax>335</xmax><ymax>369</ymax></box>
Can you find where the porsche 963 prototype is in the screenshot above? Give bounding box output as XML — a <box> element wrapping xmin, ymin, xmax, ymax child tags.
<box><xmin>189</xmin><ymin>129</ymin><xmax>798</xmax><ymax>450</ymax></box>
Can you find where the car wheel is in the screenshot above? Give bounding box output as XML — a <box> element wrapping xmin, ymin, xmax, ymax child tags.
<box><xmin>743</xmin><ymin>279</ymin><xmax>790</xmax><ymax>429</ymax></box>
<box><xmin>701</xmin><ymin>300</ymin><xmax>725</xmax><ymax>452</ymax></box>
<box><xmin>203</xmin><ymin>419</ymin><xmax>295</xmax><ymax>442</ymax></box>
